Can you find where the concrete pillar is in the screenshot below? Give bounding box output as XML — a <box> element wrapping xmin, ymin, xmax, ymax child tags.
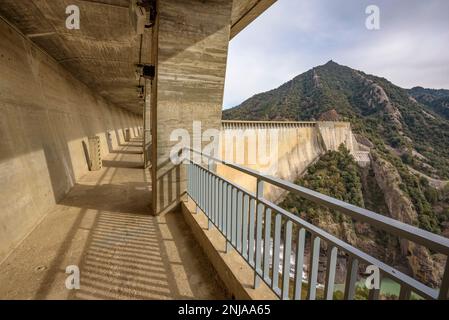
<box><xmin>150</xmin><ymin>0</ymin><xmax>233</xmax><ymax>215</ymax></box>
<box><xmin>88</xmin><ymin>136</ymin><xmax>102</xmax><ymax>171</ymax></box>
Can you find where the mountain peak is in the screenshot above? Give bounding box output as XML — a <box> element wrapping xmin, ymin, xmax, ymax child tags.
<box><xmin>316</xmin><ymin>60</ymin><xmax>347</xmax><ymax>72</ymax></box>
<box><xmin>324</xmin><ymin>60</ymin><xmax>339</xmax><ymax>66</ymax></box>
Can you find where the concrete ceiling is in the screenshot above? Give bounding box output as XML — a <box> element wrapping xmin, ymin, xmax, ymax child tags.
<box><xmin>0</xmin><ymin>0</ymin><xmax>150</xmax><ymax>115</ymax></box>
<box><xmin>231</xmin><ymin>0</ymin><xmax>276</xmax><ymax>39</ymax></box>
<box><xmin>0</xmin><ymin>0</ymin><xmax>276</xmax><ymax>115</ymax></box>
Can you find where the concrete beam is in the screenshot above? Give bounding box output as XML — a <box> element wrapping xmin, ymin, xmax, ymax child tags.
<box><xmin>231</xmin><ymin>0</ymin><xmax>277</xmax><ymax>39</ymax></box>
<box><xmin>150</xmin><ymin>0</ymin><xmax>233</xmax><ymax>215</ymax></box>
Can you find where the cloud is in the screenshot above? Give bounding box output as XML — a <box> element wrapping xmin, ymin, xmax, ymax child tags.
<box><xmin>223</xmin><ymin>0</ymin><xmax>449</xmax><ymax>109</ymax></box>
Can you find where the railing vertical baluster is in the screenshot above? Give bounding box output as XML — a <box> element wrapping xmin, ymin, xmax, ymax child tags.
<box><xmin>231</xmin><ymin>187</ymin><xmax>237</xmax><ymax>246</ymax></box>
<box><xmin>282</xmin><ymin>221</ymin><xmax>292</xmax><ymax>300</ymax></box>
<box><xmin>294</xmin><ymin>228</ymin><xmax>306</xmax><ymax>300</ymax></box>
<box><xmin>213</xmin><ymin>175</ymin><xmax>217</xmax><ymax>228</ymax></box>
<box><xmin>222</xmin><ymin>182</ymin><xmax>227</xmax><ymax>235</ymax></box>
<box><xmin>201</xmin><ymin>168</ymin><xmax>204</xmax><ymax>210</ymax></box>
<box><xmin>439</xmin><ymin>258</ymin><xmax>449</xmax><ymax>300</ymax></box>
<box><xmin>254</xmin><ymin>178</ymin><xmax>264</xmax><ymax>288</ymax></box>
<box><xmin>208</xmin><ymin>171</ymin><xmax>212</xmax><ymax>219</ymax></box>
<box><xmin>187</xmin><ymin>162</ymin><xmax>190</xmax><ymax>195</ymax></box>
<box><xmin>208</xmin><ymin>171</ymin><xmax>212</xmax><ymax>223</ymax></box>
<box><xmin>190</xmin><ymin>163</ymin><xmax>193</xmax><ymax>197</ymax></box>
<box><xmin>324</xmin><ymin>246</ymin><xmax>338</xmax><ymax>300</ymax></box>
<box><xmin>237</xmin><ymin>190</ymin><xmax>243</xmax><ymax>252</ymax></box>
<box><xmin>399</xmin><ymin>285</ymin><xmax>411</xmax><ymax>300</ymax></box>
<box><xmin>198</xmin><ymin>167</ymin><xmax>201</xmax><ymax>209</ymax></box>
<box><xmin>205</xmin><ymin>170</ymin><xmax>209</xmax><ymax>218</ymax></box>
<box><xmin>205</xmin><ymin>170</ymin><xmax>212</xmax><ymax>225</ymax></box>
<box><xmin>242</xmin><ymin>194</ymin><xmax>249</xmax><ymax>260</ymax></box>
<box><xmin>254</xmin><ymin>200</ymin><xmax>264</xmax><ymax>289</ymax></box>
<box><xmin>218</xmin><ymin>180</ymin><xmax>223</xmax><ymax>231</ymax></box>
<box><xmin>197</xmin><ymin>165</ymin><xmax>200</xmax><ymax>209</ymax></box>
<box><xmin>203</xmin><ymin>168</ymin><xmax>206</xmax><ymax>212</ymax></box>
<box><xmin>198</xmin><ymin>166</ymin><xmax>202</xmax><ymax>213</ymax></box>
<box><xmin>215</xmin><ymin>177</ymin><xmax>219</xmax><ymax>227</ymax></box>
<box><xmin>194</xmin><ymin>165</ymin><xmax>197</xmax><ymax>210</ymax></box>
<box><xmin>263</xmin><ymin>208</ymin><xmax>272</xmax><ymax>284</ymax></box>
<box><xmin>210</xmin><ymin>160</ymin><xmax>215</xmax><ymax>224</ymax></box>
<box><xmin>212</xmin><ymin>175</ymin><xmax>216</xmax><ymax>226</ymax></box>
<box><xmin>192</xmin><ymin>164</ymin><xmax>195</xmax><ymax>198</ymax></box>
<box><xmin>207</xmin><ymin>172</ymin><xmax>212</xmax><ymax>229</ymax></box>
<box><xmin>248</xmin><ymin>198</ymin><xmax>256</xmax><ymax>266</ymax></box>
<box><xmin>368</xmin><ymin>287</ymin><xmax>380</xmax><ymax>300</ymax></box>
<box><xmin>190</xmin><ymin>162</ymin><xmax>193</xmax><ymax>196</ymax></box>
<box><xmin>272</xmin><ymin>214</ymin><xmax>282</xmax><ymax>291</ymax></box>
<box><xmin>344</xmin><ymin>256</ymin><xmax>359</xmax><ymax>300</ymax></box>
<box><xmin>226</xmin><ymin>184</ymin><xmax>232</xmax><ymax>253</ymax></box>
<box><xmin>307</xmin><ymin>235</ymin><xmax>321</xmax><ymax>300</ymax></box>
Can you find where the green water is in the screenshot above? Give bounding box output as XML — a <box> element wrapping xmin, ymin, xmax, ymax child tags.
<box><xmin>334</xmin><ymin>278</ymin><xmax>423</xmax><ymax>300</ymax></box>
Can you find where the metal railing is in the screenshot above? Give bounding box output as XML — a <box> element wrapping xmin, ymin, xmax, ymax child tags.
<box><xmin>184</xmin><ymin>148</ymin><xmax>449</xmax><ymax>300</ymax></box>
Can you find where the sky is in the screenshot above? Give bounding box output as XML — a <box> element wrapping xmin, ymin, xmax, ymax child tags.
<box><xmin>223</xmin><ymin>0</ymin><xmax>449</xmax><ymax>109</ymax></box>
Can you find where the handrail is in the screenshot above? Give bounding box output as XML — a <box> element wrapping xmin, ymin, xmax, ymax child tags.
<box><xmin>221</xmin><ymin>120</ymin><xmax>317</xmax><ymax>125</ymax></box>
<box><xmin>184</xmin><ymin>147</ymin><xmax>449</xmax><ymax>255</ymax></box>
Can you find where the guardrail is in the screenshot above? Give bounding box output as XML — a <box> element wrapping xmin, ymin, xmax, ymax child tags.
<box><xmin>221</xmin><ymin>120</ymin><xmax>317</xmax><ymax>129</ymax></box>
<box><xmin>183</xmin><ymin>147</ymin><xmax>449</xmax><ymax>300</ymax></box>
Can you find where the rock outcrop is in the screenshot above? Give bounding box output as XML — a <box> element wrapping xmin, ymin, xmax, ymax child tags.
<box><xmin>371</xmin><ymin>151</ymin><xmax>443</xmax><ymax>287</ymax></box>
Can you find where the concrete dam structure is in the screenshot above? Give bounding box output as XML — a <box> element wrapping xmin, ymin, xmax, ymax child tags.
<box><xmin>217</xmin><ymin>121</ymin><xmax>358</xmax><ymax>201</ymax></box>
<box><xmin>1</xmin><ymin>0</ymin><xmax>447</xmax><ymax>301</ymax></box>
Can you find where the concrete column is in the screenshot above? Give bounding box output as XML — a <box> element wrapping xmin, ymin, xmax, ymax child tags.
<box><xmin>151</xmin><ymin>0</ymin><xmax>233</xmax><ymax>215</ymax></box>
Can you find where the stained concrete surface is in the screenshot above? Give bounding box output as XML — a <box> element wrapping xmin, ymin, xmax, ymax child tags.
<box><xmin>0</xmin><ymin>139</ymin><xmax>226</xmax><ymax>300</ymax></box>
<box><xmin>0</xmin><ymin>15</ymin><xmax>141</xmax><ymax>262</ymax></box>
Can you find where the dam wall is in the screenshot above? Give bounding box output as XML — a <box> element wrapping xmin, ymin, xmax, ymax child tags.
<box><xmin>217</xmin><ymin>121</ymin><xmax>357</xmax><ymax>202</ymax></box>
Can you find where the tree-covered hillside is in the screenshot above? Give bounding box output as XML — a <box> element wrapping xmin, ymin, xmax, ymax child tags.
<box><xmin>408</xmin><ymin>87</ymin><xmax>449</xmax><ymax>120</ymax></box>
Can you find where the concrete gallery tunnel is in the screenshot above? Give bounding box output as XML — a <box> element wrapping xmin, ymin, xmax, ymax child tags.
<box><xmin>0</xmin><ymin>0</ymin><xmax>278</xmax><ymax>299</ymax></box>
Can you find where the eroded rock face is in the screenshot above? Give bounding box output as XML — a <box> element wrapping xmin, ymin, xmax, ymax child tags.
<box><xmin>354</xmin><ymin>71</ymin><xmax>404</xmax><ymax>132</ymax></box>
<box><xmin>318</xmin><ymin>109</ymin><xmax>341</xmax><ymax>122</ymax></box>
<box><xmin>371</xmin><ymin>151</ymin><xmax>442</xmax><ymax>287</ymax></box>
<box><xmin>371</xmin><ymin>152</ymin><xmax>417</xmax><ymax>228</ymax></box>
<box><xmin>408</xmin><ymin>244</ymin><xmax>445</xmax><ymax>288</ymax></box>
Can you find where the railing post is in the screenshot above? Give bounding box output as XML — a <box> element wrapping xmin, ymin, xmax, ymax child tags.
<box><xmin>254</xmin><ymin>178</ymin><xmax>264</xmax><ymax>289</ymax></box>
<box><xmin>207</xmin><ymin>160</ymin><xmax>215</xmax><ymax>230</ymax></box>
<box><xmin>439</xmin><ymin>259</ymin><xmax>449</xmax><ymax>300</ymax></box>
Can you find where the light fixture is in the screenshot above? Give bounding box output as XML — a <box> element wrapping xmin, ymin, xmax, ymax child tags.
<box><xmin>135</xmin><ymin>63</ymin><xmax>155</xmax><ymax>81</ymax></box>
<box><xmin>137</xmin><ymin>85</ymin><xmax>145</xmax><ymax>99</ymax></box>
<box><xmin>129</xmin><ymin>0</ymin><xmax>146</xmax><ymax>35</ymax></box>
<box><xmin>142</xmin><ymin>65</ymin><xmax>155</xmax><ymax>80</ymax></box>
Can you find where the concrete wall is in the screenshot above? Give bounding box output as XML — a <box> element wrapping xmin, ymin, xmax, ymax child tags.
<box><xmin>217</xmin><ymin>121</ymin><xmax>356</xmax><ymax>202</ymax></box>
<box><xmin>151</xmin><ymin>0</ymin><xmax>233</xmax><ymax>215</ymax></box>
<box><xmin>0</xmin><ymin>18</ymin><xmax>141</xmax><ymax>263</ymax></box>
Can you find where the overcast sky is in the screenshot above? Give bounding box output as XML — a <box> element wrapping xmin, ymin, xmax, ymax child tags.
<box><xmin>223</xmin><ymin>0</ymin><xmax>449</xmax><ymax>109</ymax></box>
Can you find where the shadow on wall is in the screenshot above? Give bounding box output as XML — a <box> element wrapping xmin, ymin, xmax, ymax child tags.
<box><xmin>43</xmin><ymin>141</ymin><xmax>75</xmax><ymax>204</ymax></box>
<box><xmin>105</xmin><ymin>131</ymin><xmax>114</xmax><ymax>154</ymax></box>
<box><xmin>82</xmin><ymin>140</ymin><xmax>91</xmax><ymax>171</ymax></box>
<box><xmin>154</xmin><ymin>157</ymin><xmax>184</xmax><ymax>215</ymax></box>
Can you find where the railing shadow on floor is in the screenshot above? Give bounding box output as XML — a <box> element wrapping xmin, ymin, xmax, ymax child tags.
<box><xmin>32</xmin><ymin>149</ymin><xmax>225</xmax><ymax>300</ymax></box>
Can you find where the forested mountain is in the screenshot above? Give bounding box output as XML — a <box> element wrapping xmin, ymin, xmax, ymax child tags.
<box><xmin>408</xmin><ymin>86</ymin><xmax>449</xmax><ymax>120</ymax></box>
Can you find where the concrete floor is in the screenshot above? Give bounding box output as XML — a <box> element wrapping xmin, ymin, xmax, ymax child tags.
<box><xmin>0</xmin><ymin>139</ymin><xmax>226</xmax><ymax>300</ymax></box>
